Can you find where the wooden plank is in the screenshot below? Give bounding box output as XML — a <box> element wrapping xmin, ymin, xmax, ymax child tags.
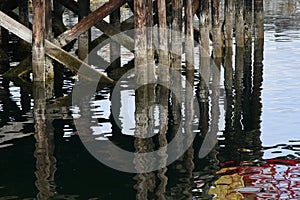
<box><xmin>3</xmin><ymin>56</ymin><xmax>32</xmax><ymax>78</ymax></box>
<box><xmin>56</xmin><ymin>0</ymin><xmax>126</xmax><ymax>47</ymax></box>
<box><xmin>45</xmin><ymin>40</ymin><xmax>113</xmax><ymax>83</ymax></box>
<box><xmin>0</xmin><ymin>11</ymin><xmax>32</xmax><ymax>43</ymax></box>
<box><xmin>56</xmin><ymin>0</ymin><xmax>134</xmax><ymax>51</ymax></box>
<box><xmin>0</xmin><ymin>11</ymin><xmax>113</xmax><ymax>83</ymax></box>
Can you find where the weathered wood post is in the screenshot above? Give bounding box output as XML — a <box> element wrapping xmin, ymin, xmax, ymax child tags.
<box><xmin>211</xmin><ymin>0</ymin><xmax>222</xmax><ymax>58</ymax></box>
<box><xmin>158</xmin><ymin>0</ymin><xmax>169</xmax><ymax>83</ymax></box>
<box><xmin>243</xmin><ymin>0</ymin><xmax>253</xmax><ymax>130</ymax></box>
<box><xmin>185</xmin><ymin>0</ymin><xmax>194</xmax><ymax>72</ymax></box>
<box><xmin>171</xmin><ymin>0</ymin><xmax>182</xmax><ymax>136</ymax></box>
<box><xmin>224</xmin><ymin>0</ymin><xmax>234</xmax><ymax>48</ymax></box>
<box><xmin>234</xmin><ymin>0</ymin><xmax>245</xmax><ymax>132</ymax></box>
<box><xmin>32</xmin><ymin>0</ymin><xmax>46</xmax><ymax>82</ymax></box>
<box><xmin>235</xmin><ymin>0</ymin><xmax>244</xmax><ymax>47</ymax></box>
<box><xmin>252</xmin><ymin>0</ymin><xmax>264</xmax><ymax>129</ymax></box>
<box><xmin>109</xmin><ymin>3</ymin><xmax>121</xmax><ymax>72</ymax></box>
<box><xmin>198</xmin><ymin>0</ymin><xmax>210</xmax><ymax>136</ymax></box>
<box><xmin>78</xmin><ymin>0</ymin><xmax>90</xmax><ymax>60</ymax></box>
<box><xmin>244</xmin><ymin>0</ymin><xmax>253</xmax><ymax>44</ymax></box>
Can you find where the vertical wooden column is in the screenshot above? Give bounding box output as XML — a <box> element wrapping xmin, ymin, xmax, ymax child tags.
<box><xmin>134</xmin><ymin>0</ymin><xmax>147</xmax><ymax>85</ymax></box>
<box><xmin>198</xmin><ymin>0</ymin><xmax>210</xmax><ymax>137</ymax></box>
<box><xmin>254</xmin><ymin>0</ymin><xmax>264</xmax><ymax>41</ymax></box>
<box><xmin>252</xmin><ymin>0</ymin><xmax>264</xmax><ymax>129</ymax></box>
<box><xmin>185</xmin><ymin>0</ymin><xmax>194</xmax><ymax>72</ymax></box>
<box><xmin>32</xmin><ymin>0</ymin><xmax>46</xmax><ymax>82</ymax></box>
<box><xmin>211</xmin><ymin>0</ymin><xmax>222</xmax><ymax>58</ymax></box>
<box><xmin>235</xmin><ymin>0</ymin><xmax>244</xmax><ymax>47</ymax></box>
<box><xmin>78</xmin><ymin>0</ymin><xmax>90</xmax><ymax>60</ymax></box>
<box><xmin>171</xmin><ymin>0</ymin><xmax>182</xmax><ymax>140</ymax></box>
<box><xmin>45</xmin><ymin>0</ymin><xmax>54</xmax><ymax>80</ymax></box>
<box><xmin>243</xmin><ymin>0</ymin><xmax>253</xmax><ymax>130</ymax></box>
<box><xmin>244</xmin><ymin>0</ymin><xmax>253</xmax><ymax>44</ymax></box>
<box><xmin>224</xmin><ymin>0</ymin><xmax>234</xmax><ymax>48</ymax></box>
<box><xmin>157</xmin><ymin>0</ymin><xmax>169</xmax><ymax>83</ymax></box>
<box><xmin>19</xmin><ymin>0</ymin><xmax>29</xmax><ymax>27</ymax></box>
<box><xmin>109</xmin><ymin>4</ymin><xmax>121</xmax><ymax>72</ymax></box>
<box><xmin>171</xmin><ymin>0</ymin><xmax>182</xmax><ymax>72</ymax></box>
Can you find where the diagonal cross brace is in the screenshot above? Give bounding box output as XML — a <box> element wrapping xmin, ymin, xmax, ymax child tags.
<box><xmin>0</xmin><ymin>11</ymin><xmax>114</xmax><ymax>83</ymax></box>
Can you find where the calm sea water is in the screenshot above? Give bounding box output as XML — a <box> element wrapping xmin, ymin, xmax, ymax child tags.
<box><xmin>1</xmin><ymin>0</ymin><xmax>300</xmax><ymax>199</ymax></box>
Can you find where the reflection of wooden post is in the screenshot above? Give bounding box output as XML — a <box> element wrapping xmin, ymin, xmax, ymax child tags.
<box><xmin>32</xmin><ymin>0</ymin><xmax>46</xmax><ymax>82</ymax></box>
<box><xmin>33</xmin><ymin>82</ymin><xmax>56</xmax><ymax>199</ymax></box>
<box><xmin>253</xmin><ymin>0</ymin><xmax>264</xmax><ymax>129</ymax></box>
<box><xmin>224</xmin><ymin>47</ymin><xmax>234</xmax><ymax>132</ymax></box>
<box><xmin>234</xmin><ymin>48</ymin><xmax>244</xmax><ymax>133</ymax></box>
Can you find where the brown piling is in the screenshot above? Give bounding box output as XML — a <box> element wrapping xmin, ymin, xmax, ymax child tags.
<box><xmin>224</xmin><ymin>0</ymin><xmax>234</xmax><ymax>48</ymax></box>
<box><xmin>243</xmin><ymin>0</ymin><xmax>253</xmax><ymax>130</ymax></box>
<box><xmin>235</xmin><ymin>0</ymin><xmax>245</xmax><ymax>47</ymax></box>
<box><xmin>78</xmin><ymin>0</ymin><xmax>90</xmax><ymax>60</ymax></box>
<box><xmin>252</xmin><ymin>0</ymin><xmax>264</xmax><ymax>129</ymax></box>
<box><xmin>244</xmin><ymin>0</ymin><xmax>253</xmax><ymax>44</ymax></box>
<box><xmin>157</xmin><ymin>0</ymin><xmax>169</xmax><ymax>83</ymax></box>
<box><xmin>185</xmin><ymin>0</ymin><xmax>194</xmax><ymax>72</ymax></box>
<box><xmin>171</xmin><ymin>0</ymin><xmax>182</xmax><ymax>136</ymax></box>
<box><xmin>211</xmin><ymin>0</ymin><xmax>222</xmax><ymax>58</ymax></box>
<box><xmin>198</xmin><ymin>0</ymin><xmax>210</xmax><ymax>135</ymax></box>
<box><xmin>32</xmin><ymin>0</ymin><xmax>46</xmax><ymax>82</ymax></box>
<box><xmin>109</xmin><ymin>3</ymin><xmax>121</xmax><ymax>72</ymax></box>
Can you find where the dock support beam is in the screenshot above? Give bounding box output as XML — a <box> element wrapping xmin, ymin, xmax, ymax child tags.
<box><xmin>32</xmin><ymin>0</ymin><xmax>46</xmax><ymax>82</ymax></box>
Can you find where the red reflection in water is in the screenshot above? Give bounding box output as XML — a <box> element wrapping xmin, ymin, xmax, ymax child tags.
<box><xmin>217</xmin><ymin>159</ymin><xmax>300</xmax><ymax>199</ymax></box>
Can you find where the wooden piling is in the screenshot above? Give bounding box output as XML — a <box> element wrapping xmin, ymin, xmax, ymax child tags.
<box><xmin>171</xmin><ymin>0</ymin><xmax>182</xmax><ymax>135</ymax></box>
<box><xmin>252</xmin><ymin>0</ymin><xmax>264</xmax><ymax>129</ymax></box>
<box><xmin>32</xmin><ymin>0</ymin><xmax>46</xmax><ymax>82</ymax></box>
<box><xmin>224</xmin><ymin>0</ymin><xmax>234</xmax><ymax>48</ymax></box>
<box><xmin>109</xmin><ymin>3</ymin><xmax>121</xmax><ymax>72</ymax></box>
<box><xmin>235</xmin><ymin>0</ymin><xmax>244</xmax><ymax>47</ymax></box>
<box><xmin>211</xmin><ymin>0</ymin><xmax>222</xmax><ymax>58</ymax></box>
<box><xmin>185</xmin><ymin>0</ymin><xmax>194</xmax><ymax>72</ymax></box>
<box><xmin>78</xmin><ymin>0</ymin><xmax>90</xmax><ymax>60</ymax></box>
<box><xmin>157</xmin><ymin>0</ymin><xmax>169</xmax><ymax>83</ymax></box>
<box><xmin>198</xmin><ymin>0</ymin><xmax>210</xmax><ymax>119</ymax></box>
<box><xmin>244</xmin><ymin>0</ymin><xmax>253</xmax><ymax>44</ymax></box>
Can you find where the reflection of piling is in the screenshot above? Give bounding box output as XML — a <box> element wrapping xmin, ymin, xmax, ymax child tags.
<box><xmin>33</xmin><ymin>82</ymin><xmax>56</xmax><ymax>199</ymax></box>
<box><xmin>253</xmin><ymin>0</ymin><xmax>264</xmax><ymax>130</ymax></box>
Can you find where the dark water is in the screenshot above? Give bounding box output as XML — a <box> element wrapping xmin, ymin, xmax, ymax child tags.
<box><xmin>1</xmin><ymin>1</ymin><xmax>300</xmax><ymax>199</ymax></box>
